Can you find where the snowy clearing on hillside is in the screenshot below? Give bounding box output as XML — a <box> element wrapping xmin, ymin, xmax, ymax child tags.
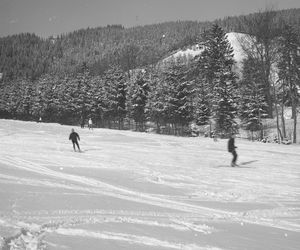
<box><xmin>0</xmin><ymin>120</ymin><xmax>299</xmax><ymax>250</ymax></box>
<box><xmin>163</xmin><ymin>32</ymin><xmax>247</xmax><ymax>65</ymax></box>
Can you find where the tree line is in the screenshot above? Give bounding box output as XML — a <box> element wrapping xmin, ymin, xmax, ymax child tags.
<box><xmin>1</xmin><ymin>21</ymin><xmax>299</xmax><ymax>143</ymax></box>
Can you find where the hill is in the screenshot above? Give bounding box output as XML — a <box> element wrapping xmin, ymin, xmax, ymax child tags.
<box><xmin>0</xmin><ymin>8</ymin><xmax>299</xmax><ymax>80</ymax></box>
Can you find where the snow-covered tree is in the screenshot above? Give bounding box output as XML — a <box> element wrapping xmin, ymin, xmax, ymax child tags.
<box><xmin>88</xmin><ymin>76</ymin><xmax>105</xmax><ymax>126</ymax></box>
<box><xmin>102</xmin><ymin>66</ymin><xmax>127</xmax><ymax>129</ymax></box>
<box><xmin>55</xmin><ymin>76</ymin><xmax>78</xmax><ymax>123</ymax></box>
<box><xmin>31</xmin><ymin>75</ymin><xmax>58</xmax><ymax>121</ymax></box>
<box><xmin>164</xmin><ymin>61</ymin><xmax>194</xmax><ymax>130</ymax></box>
<box><xmin>145</xmin><ymin>70</ymin><xmax>168</xmax><ymax>133</ymax></box>
<box><xmin>76</xmin><ymin>68</ymin><xmax>93</xmax><ymax>122</ymax></box>
<box><xmin>128</xmin><ymin>71</ymin><xmax>149</xmax><ymax>131</ymax></box>
<box><xmin>239</xmin><ymin>58</ymin><xmax>268</xmax><ymax>140</ymax></box>
<box><xmin>1</xmin><ymin>80</ymin><xmax>24</xmax><ymax>118</ymax></box>
<box><xmin>147</xmin><ymin>60</ymin><xmax>194</xmax><ymax>135</ymax></box>
<box><xmin>194</xmin><ymin>76</ymin><xmax>211</xmax><ymax>126</ymax></box>
<box><xmin>116</xmin><ymin>71</ymin><xmax>127</xmax><ymax>129</ymax></box>
<box><xmin>197</xmin><ymin>24</ymin><xmax>238</xmax><ymax>135</ymax></box>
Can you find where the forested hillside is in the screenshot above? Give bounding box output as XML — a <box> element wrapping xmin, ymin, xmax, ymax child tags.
<box><xmin>216</xmin><ymin>8</ymin><xmax>300</xmax><ymax>34</ymax></box>
<box><xmin>0</xmin><ymin>8</ymin><xmax>299</xmax><ymax>80</ymax></box>
<box><xmin>0</xmin><ymin>22</ymin><xmax>209</xmax><ymax>80</ymax></box>
<box><xmin>0</xmin><ymin>8</ymin><xmax>299</xmax><ymax>143</ymax></box>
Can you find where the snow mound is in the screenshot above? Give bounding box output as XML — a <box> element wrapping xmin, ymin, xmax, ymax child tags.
<box><xmin>226</xmin><ymin>32</ymin><xmax>247</xmax><ymax>63</ymax></box>
<box><xmin>166</xmin><ymin>44</ymin><xmax>204</xmax><ymax>61</ymax></box>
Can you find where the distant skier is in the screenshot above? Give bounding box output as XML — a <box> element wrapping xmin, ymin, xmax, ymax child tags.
<box><xmin>213</xmin><ymin>130</ymin><xmax>218</xmax><ymax>142</ymax></box>
<box><xmin>88</xmin><ymin>118</ymin><xmax>93</xmax><ymax>130</ymax></box>
<box><xmin>69</xmin><ymin>128</ymin><xmax>81</xmax><ymax>152</ymax></box>
<box><xmin>228</xmin><ymin>133</ymin><xmax>238</xmax><ymax>167</ymax></box>
<box><xmin>80</xmin><ymin>117</ymin><xmax>85</xmax><ymax>128</ymax></box>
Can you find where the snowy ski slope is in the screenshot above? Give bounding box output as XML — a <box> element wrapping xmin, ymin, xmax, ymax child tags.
<box><xmin>0</xmin><ymin>120</ymin><xmax>299</xmax><ymax>250</ymax></box>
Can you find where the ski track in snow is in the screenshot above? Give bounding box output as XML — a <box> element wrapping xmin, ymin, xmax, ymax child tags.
<box><xmin>1</xmin><ymin>155</ymin><xmax>299</xmax><ymax>231</ymax></box>
<box><xmin>0</xmin><ymin>120</ymin><xmax>300</xmax><ymax>250</ymax></box>
<box><xmin>0</xmin><ymin>155</ymin><xmax>239</xmax><ymax>217</ymax></box>
<box><xmin>53</xmin><ymin>228</ymin><xmax>221</xmax><ymax>250</ymax></box>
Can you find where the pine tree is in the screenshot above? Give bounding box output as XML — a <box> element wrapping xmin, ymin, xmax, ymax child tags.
<box><xmin>147</xmin><ymin>60</ymin><xmax>194</xmax><ymax>135</ymax></box>
<box><xmin>32</xmin><ymin>74</ymin><xmax>61</xmax><ymax>122</ymax></box>
<box><xmin>56</xmin><ymin>76</ymin><xmax>77</xmax><ymax>123</ymax></box>
<box><xmin>1</xmin><ymin>80</ymin><xmax>23</xmax><ymax>118</ymax></box>
<box><xmin>239</xmin><ymin>58</ymin><xmax>267</xmax><ymax>140</ymax></box>
<box><xmin>102</xmin><ymin>66</ymin><xmax>127</xmax><ymax>129</ymax></box>
<box><xmin>164</xmin><ymin>61</ymin><xmax>194</xmax><ymax>134</ymax></box>
<box><xmin>17</xmin><ymin>80</ymin><xmax>35</xmax><ymax>119</ymax></box>
<box><xmin>75</xmin><ymin>66</ymin><xmax>93</xmax><ymax>124</ymax></box>
<box><xmin>145</xmin><ymin>70</ymin><xmax>167</xmax><ymax>133</ymax></box>
<box><xmin>89</xmin><ymin>76</ymin><xmax>105</xmax><ymax>127</ymax></box>
<box><xmin>197</xmin><ymin>24</ymin><xmax>238</xmax><ymax>136</ymax></box>
<box><xmin>116</xmin><ymin>70</ymin><xmax>127</xmax><ymax>129</ymax></box>
<box><xmin>129</xmin><ymin>71</ymin><xmax>149</xmax><ymax>131</ymax></box>
<box><xmin>194</xmin><ymin>77</ymin><xmax>211</xmax><ymax>126</ymax></box>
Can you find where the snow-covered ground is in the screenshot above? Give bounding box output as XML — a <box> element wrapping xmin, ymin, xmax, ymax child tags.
<box><xmin>0</xmin><ymin>119</ymin><xmax>299</xmax><ymax>250</ymax></box>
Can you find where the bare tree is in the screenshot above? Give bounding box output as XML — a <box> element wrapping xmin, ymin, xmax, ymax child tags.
<box><xmin>277</xmin><ymin>24</ymin><xmax>300</xmax><ymax>143</ymax></box>
<box><xmin>237</xmin><ymin>7</ymin><xmax>280</xmax><ymax>118</ymax></box>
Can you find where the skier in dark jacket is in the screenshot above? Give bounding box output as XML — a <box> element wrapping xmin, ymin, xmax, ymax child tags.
<box><xmin>228</xmin><ymin>134</ymin><xmax>238</xmax><ymax>167</ymax></box>
<box><xmin>69</xmin><ymin>128</ymin><xmax>81</xmax><ymax>151</ymax></box>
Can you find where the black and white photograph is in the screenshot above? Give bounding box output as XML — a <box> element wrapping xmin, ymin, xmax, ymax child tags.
<box><xmin>0</xmin><ymin>0</ymin><xmax>300</xmax><ymax>249</ymax></box>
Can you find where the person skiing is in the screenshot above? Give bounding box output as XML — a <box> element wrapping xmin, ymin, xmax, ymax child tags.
<box><xmin>69</xmin><ymin>128</ymin><xmax>81</xmax><ymax>152</ymax></box>
<box><xmin>228</xmin><ymin>133</ymin><xmax>238</xmax><ymax>167</ymax></box>
<box><xmin>80</xmin><ymin>117</ymin><xmax>85</xmax><ymax>128</ymax></box>
<box><xmin>88</xmin><ymin>118</ymin><xmax>93</xmax><ymax>130</ymax></box>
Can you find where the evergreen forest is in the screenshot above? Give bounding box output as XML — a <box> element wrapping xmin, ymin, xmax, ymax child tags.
<box><xmin>0</xmin><ymin>8</ymin><xmax>299</xmax><ymax>142</ymax></box>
